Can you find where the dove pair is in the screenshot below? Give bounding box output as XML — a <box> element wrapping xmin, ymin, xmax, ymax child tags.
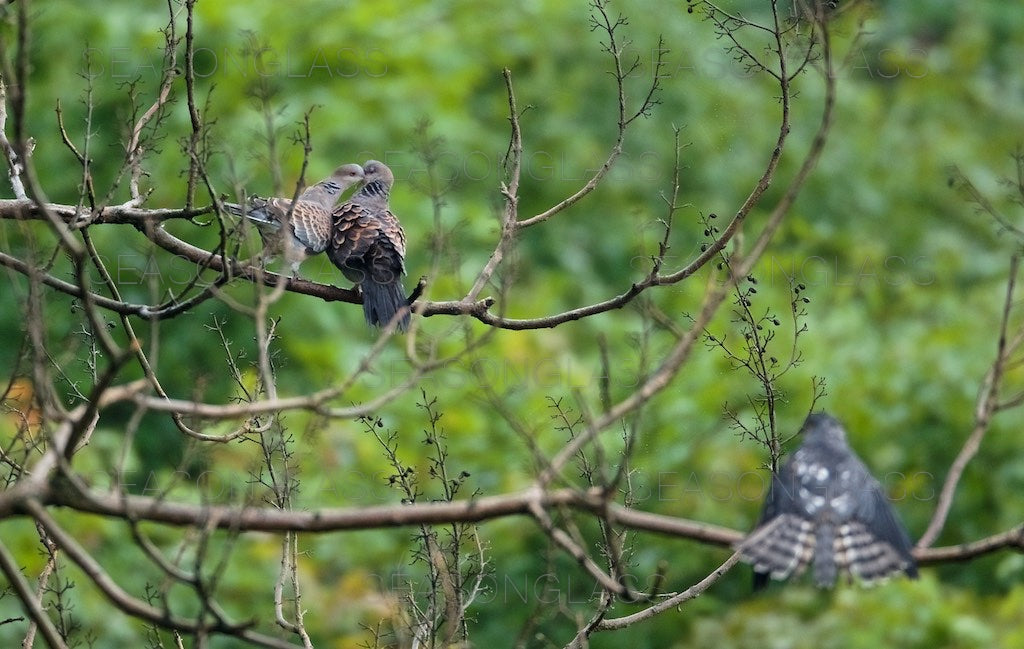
<box><xmin>224</xmin><ymin>161</ymin><xmax>410</xmax><ymax>332</ymax></box>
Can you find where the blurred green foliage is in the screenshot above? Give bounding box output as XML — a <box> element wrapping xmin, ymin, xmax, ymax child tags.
<box><xmin>2</xmin><ymin>0</ymin><xmax>1024</xmax><ymax>646</ymax></box>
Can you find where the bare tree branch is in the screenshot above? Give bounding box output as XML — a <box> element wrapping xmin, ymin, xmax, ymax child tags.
<box><xmin>4</xmin><ymin>2</ymin><xmax>1007</xmax><ymax>646</ymax></box>
<box><xmin>0</xmin><ymin>539</ymin><xmax>69</xmax><ymax>649</ymax></box>
<box><xmin>918</xmin><ymin>252</ymin><xmax>1024</xmax><ymax>548</ymax></box>
<box><xmin>596</xmin><ymin>551</ymin><xmax>743</xmax><ymax>632</ymax></box>
<box><xmin>0</xmin><ymin>74</ymin><xmax>27</xmax><ymax>199</ymax></box>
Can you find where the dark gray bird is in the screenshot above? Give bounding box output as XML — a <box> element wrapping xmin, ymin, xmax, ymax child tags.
<box><xmin>223</xmin><ymin>163</ymin><xmax>365</xmax><ymax>275</ymax></box>
<box><xmin>327</xmin><ymin>160</ymin><xmax>410</xmax><ymax>331</ymax></box>
<box><xmin>738</xmin><ymin>413</ymin><xmax>918</xmax><ymax>589</ymax></box>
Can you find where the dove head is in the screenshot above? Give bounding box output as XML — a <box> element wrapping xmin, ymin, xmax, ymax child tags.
<box><xmin>320</xmin><ymin>163</ymin><xmax>365</xmax><ymax>196</ymax></box>
<box><xmin>360</xmin><ymin>160</ymin><xmax>394</xmax><ymax>198</ymax></box>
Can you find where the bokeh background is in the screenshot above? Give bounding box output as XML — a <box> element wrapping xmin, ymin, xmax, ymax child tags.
<box><xmin>2</xmin><ymin>0</ymin><xmax>1024</xmax><ymax>647</ymax></box>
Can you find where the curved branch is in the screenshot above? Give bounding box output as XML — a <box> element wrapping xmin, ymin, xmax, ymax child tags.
<box><xmin>465</xmin><ymin>69</ymin><xmax>522</xmax><ymax>302</ymax></box>
<box><xmin>539</xmin><ymin>0</ymin><xmax>837</xmax><ymax>487</ymax></box>
<box><xmin>517</xmin><ymin>0</ymin><xmax>662</xmax><ymax>230</ymax></box>
<box><xmin>596</xmin><ymin>551</ymin><xmax>742</xmax><ymax>631</ymax></box>
<box><xmin>24</xmin><ymin>499</ymin><xmax>249</xmax><ymax>637</ymax></box>
<box><xmin>916</xmin><ymin>524</ymin><xmax>1024</xmax><ymax>564</ymax></box>
<box><xmin>918</xmin><ymin>253</ymin><xmax>1023</xmax><ymax>548</ymax></box>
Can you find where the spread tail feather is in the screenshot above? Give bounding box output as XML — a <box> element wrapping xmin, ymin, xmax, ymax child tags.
<box><xmin>361</xmin><ymin>279</ymin><xmax>410</xmax><ymax>332</ymax></box>
<box><xmin>739</xmin><ymin>514</ymin><xmax>815</xmax><ymax>589</ymax></box>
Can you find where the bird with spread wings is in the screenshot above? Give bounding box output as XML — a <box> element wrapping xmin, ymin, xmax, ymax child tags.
<box><xmin>738</xmin><ymin>412</ymin><xmax>918</xmax><ymax>589</ymax></box>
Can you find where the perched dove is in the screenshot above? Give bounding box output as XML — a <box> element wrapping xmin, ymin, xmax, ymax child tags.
<box><xmin>738</xmin><ymin>413</ymin><xmax>918</xmax><ymax>589</ymax></box>
<box><xmin>327</xmin><ymin>160</ymin><xmax>410</xmax><ymax>331</ymax></box>
<box><xmin>223</xmin><ymin>163</ymin><xmax>365</xmax><ymax>275</ymax></box>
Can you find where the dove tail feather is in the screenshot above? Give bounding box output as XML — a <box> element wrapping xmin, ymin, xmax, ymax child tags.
<box><xmin>361</xmin><ymin>279</ymin><xmax>410</xmax><ymax>332</ymax></box>
<box><xmin>222</xmin><ymin>201</ymin><xmax>279</xmax><ymax>228</ymax></box>
<box><xmin>221</xmin><ymin>202</ymin><xmax>245</xmax><ymax>217</ymax></box>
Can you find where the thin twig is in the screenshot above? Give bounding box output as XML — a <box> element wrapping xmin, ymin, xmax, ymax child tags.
<box><xmin>0</xmin><ymin>539</ymin><xmax>69</xmax><ymax>649</ymax></box>
<box><xmin>918</xmin><ymin>253</ymin><xmax>1022</xmax><ymax>548</ymax></box>
<box><xmin>596</xmin><ymin>551</ymin><xmax>742</xmax><ymax>631</ymax></box>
